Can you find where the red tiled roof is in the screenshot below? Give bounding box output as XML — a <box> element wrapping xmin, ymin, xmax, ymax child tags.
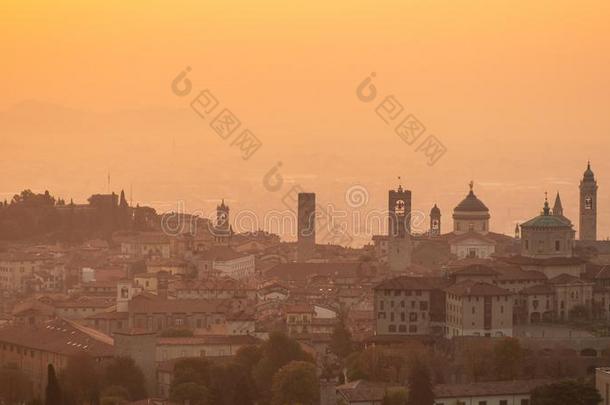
<box><xmin>284</xmin><ymin>303</ymin><xmax>315</xmax><ymax>313</ymax></box>
<box><xmin>197</xmin><ymin>246</ymin><xmax>249</xmax><ymax>261</ymax></box>
<box><xmin>128</xmin><ymin>295</ymin><xmax>232</xmax><ymax>314</ymax></box>
<box><xmin>265</xmin><ymin>262</ymin><xmax>362</xmax><ymax>283</ymax></box>
<box><xmin>445</xmin><ymin>280</ymin><xmax>511</xmax><ymax>296</ymax></box>
<box><xmin>157</xmin><ymin>335</ymin><xmax>260</xmax><ymax>346</ymax></box>
<box><xmin>548</xmin><ymin>273</ymin><xmax>587</xmax><ymax>285</ymax></box>
<box><xmin>520</xmin><ymin>283</ymin><xmax>554</xmax><ymax>295</ymax></box>
<box><xmin>0</xmin><ymin>318</ymin><xmax>114</xmax><ymax>357</ymax></box>
<box><xmin>497</xmin><ymin>255</ymin><xmax>586</xmax><ymax>266</ymax></box>
<box><xmin>374</xmin><ymin>276</ymin><xmax>449</xmax><ymax>290</ymax></box>
<box><xmin>434</xmin><ymin>379</ymin><xmax>552</xmax><ymax>399</ymax></box>
<box><xmin>452</xmin><ymin>264</ymin><xmax>498</xmax><ymax>277</ymax></box>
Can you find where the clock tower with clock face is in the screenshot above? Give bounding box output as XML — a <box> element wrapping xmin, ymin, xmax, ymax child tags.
<box><xmin>579</xmin><ymin>162</ymin><xmax>598</xmax><ymax>241</ymax></box>
<box><xmin>214</xmin><ymin>199</ymin><xmax>232</xmax><ymax>245</ymax></box>
<box><xmin>388</xmin><ymin>180</ymin><xmax>412</xmax><ymax>271</ymax></box>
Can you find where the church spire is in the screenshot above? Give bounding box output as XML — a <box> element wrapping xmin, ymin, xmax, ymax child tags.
<box><xmin>543</xmin><ymin>192</ymin><xmax>550</xmax><ymax>216</ymax></box>
<box><xmin>553</xmin><ymin>192</ymin><xmax>563</xmax><ymax>217</ymax></box>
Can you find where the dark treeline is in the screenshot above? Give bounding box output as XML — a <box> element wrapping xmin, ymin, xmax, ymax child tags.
<box><xmin>0</xmin><ymin>189</ymin><xmax>155</xmax><ymax>242</ymax></box>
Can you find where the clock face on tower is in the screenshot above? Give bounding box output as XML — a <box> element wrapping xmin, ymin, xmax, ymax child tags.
<box><xmin>432</xmin><ymin>219</ymin><xmax>439</xmax><ymax>229</ymax></box>
<box><xmin>585</xmin><ymin>195</ymin><xmax>593</xmax><ymax>210</ymax></box>
<box><xmin>395</xmin><ymin>200</ymin><xmax>406</xmax><ymax>216</ymax></box>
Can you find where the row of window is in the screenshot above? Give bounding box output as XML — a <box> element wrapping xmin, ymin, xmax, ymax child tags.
<box><xmin>383</xmin><ymin>289</ymin><xmax>424</xmax><ymax>297</ymax></box>
<box><xmin>388</xmin><ymin>324</ymin><xmax>417</xmax><ymax>333</ymax></box>
<box><xmin>437</xmin><ymin>400</ymin><xmax>529</xmax><ymax>405</ymax></box>
<box><xmin>379</xmin><ymin>300</ymin><xmax>428</xmax><ymax>310</ymax></box>
<box><xmin>377</xmin><ymin>312</ymin><xmax>423</xmax><ymax>322</ymax></box>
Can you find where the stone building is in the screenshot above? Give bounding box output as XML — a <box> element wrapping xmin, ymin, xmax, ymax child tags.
<box><xmin>445</xmin><ymin>280</ymin><xmax>514</xmax><ymax>338</ymax></box>
<box><xmin>520</xmin><ymin>195</ymin><xmax>575</xmax><ymax>259</ymax></box>
<box><xmin>373</xmin><ymin>276</ymin><xmax>448</xmax><ymax>336</ymax></box>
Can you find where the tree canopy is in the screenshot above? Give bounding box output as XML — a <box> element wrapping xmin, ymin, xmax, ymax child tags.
<box><xmin>531</xmin><ymin>380</ymin><xmax>602</xmax><ymax>405</ymax></box>
<box><xmin>270</xmin><ymin>361</ymin><xmax>319</xmax><ymax>405</ymax></box>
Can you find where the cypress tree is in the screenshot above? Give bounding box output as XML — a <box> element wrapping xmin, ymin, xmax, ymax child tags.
<box><xmin>45</xmin><ymin>364</ymin><xmax>62</xmax><ymax>405</ymax></box>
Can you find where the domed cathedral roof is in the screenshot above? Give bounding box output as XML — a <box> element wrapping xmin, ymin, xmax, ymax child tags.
<box><xmin>521</xmin><ymin>194</ymin><xmax>573</xmax><ymax>229</ymax></box>
<box><xmin>453</xmin><ymin>181</ymin><xmax>490</xmax><ymax>219</ymax></box>
<box><xmin>430</xmin><ymin>204</ymin><xmax>441</xmax><ymax>216</ymax></box>
<box><xmin>583</xmin><ymin>161</ymin><xmax>595</xmax><ymax>181</ymax></box>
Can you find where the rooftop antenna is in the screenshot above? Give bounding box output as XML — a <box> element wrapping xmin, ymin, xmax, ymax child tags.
<box><xmin>107</xmin><ymin>171</ymin><xmax>111</xmax><ymax>193</ymax></box>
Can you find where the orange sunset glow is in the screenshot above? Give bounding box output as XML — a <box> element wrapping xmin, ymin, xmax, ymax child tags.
<box><xmin>2</xmin><ymin>0</ymin><xmax>610</xmax><ymax>244</ymax></box>
<box><xmin>4</xmin><ymin>2</ymin><xmax>610</xmax><ymax>404</ymax></box>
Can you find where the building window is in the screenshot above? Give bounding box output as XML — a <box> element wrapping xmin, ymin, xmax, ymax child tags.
<box><xmin>585</xmin><ymin>195</ymin><xmax>593</xmax><ymax>210</ymax></box>
<box><xmin>500</xmin><ymin>401</ymin><xmax>508</xmax><ymax>405</ymax></box>
<box><xmin>520</xmin><ymin>400</ymin><xmax>530</xmax><ymax>405</ymax></box>
<box><xmin>389</xmin><ymin>325</ymin><xmax>396</xmax><ymax>332</ymax></box>
<box><xmin>555</xmin><ymin>240</ymin><xmax>561</xmax><ymax>251</ymax></box>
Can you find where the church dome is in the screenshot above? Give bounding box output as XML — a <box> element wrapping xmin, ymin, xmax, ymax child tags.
<box><xmin>454</xmin><ymin>184</ymin><xmax>489</xmax><ymax>213</ymax></box>
<box><xmin>521</xmin><ymin>197</ymin><xmax>573</xmax><ymax>229</ymax></box>
<box><xmin>430</xmin><ymin>204</ymin><xmax>441</xmax><ymax>216</ymax></box>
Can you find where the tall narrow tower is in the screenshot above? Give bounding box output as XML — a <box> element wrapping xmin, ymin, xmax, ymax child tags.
<box><xmin>297</xmin><ymin>192</ymin><xmax>316</xmax><ymax>262</ymax></box>
<box><xmin>579</xmin><ymin>162</ymin><xmax>598</xmax><ymax>241</ymax></box>
<box><xmin>388</xmin><ymin>180</ymin><xmax>412</xmax><ymax>271</ymax></box>
<box><xmin>214</xmin><ymin>199</ymin><xmax>231</xmax><ymax>245</ymax></box>
<box><xmin>430</xmin><ymin>204</ymin><xmax>441</xmax><ymax>237</ymax></box>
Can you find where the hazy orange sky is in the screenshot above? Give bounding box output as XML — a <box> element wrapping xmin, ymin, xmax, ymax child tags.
<box><xmin>2</xmin><ymin>1</ymin><xmax>610</xmax><ymax>245</ymax></box>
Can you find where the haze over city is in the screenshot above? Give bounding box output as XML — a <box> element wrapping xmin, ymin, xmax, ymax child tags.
<box><xmin>3</xmin><ymin>1</ymin><xmax>610</xmax><ymax>245</ymax></box>
<box><xmin>3</xmin><ymin>2</ymin><xmax>610</xmax><ymax>405</ymax></box>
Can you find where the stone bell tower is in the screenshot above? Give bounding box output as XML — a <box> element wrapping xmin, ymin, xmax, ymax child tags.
<box><xmin>388</xmin><ymin>179</ymin><xmax>412</xmax><ymax>271</ymax></box>
<box><xmin>430</xmin><ymin>204</ymin><xmax>441</xmax><ymax>237</ymax></box>
<box><xmin>579</xmin><ymin>162</ymin><xmax>598</xmax><ymax>241</ymax></box>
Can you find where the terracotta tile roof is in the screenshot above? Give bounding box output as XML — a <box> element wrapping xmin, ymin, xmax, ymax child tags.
<box><xmin>0</xmin><ymin>318</ymin><xmax>114</xmax><ymax>357</ymax></box>
<box><xmin>54</xmin><ymin>297</ymin><xmax>115</xmax><ymax>309</ymax></box>
<box><xmin>374</xmin><ymin>276</ymin><xmax>449</xmax><ymax>291</ymax></box>
<box><xmin>584</xmin><ymin>264</ymin><xmax>610</xmax><ymax>280</ymax></box>
<box><xmin>448</xmin><ymin>231</ymin><xmax>497</xmax><ymax>244</ymax></box>
<box><xmin>548</xmin><ymin>273</ymin><xmax>588</xmax><ymax>285</ymax></box>
<box><xmin>434</xmin><ymin>379</ymin><xmax>552</xmax><ymax>399</ymax></box>
<box><xmin>284</xmin><ymin>303</ymin><xmax>315</xmax><ymax>313</ymax></box>
<box><xmin>174</xmin><ymin>278</ymin><xmax>252</xmax><ymax>292</ymax></box>
<box><xmin>85</xmin><ymin>309</ymin><xmax>129</xmax><ymax>320</ymax></box>
<box><xmin>196</xmin><ymin>246</ymin><xmax>249</xmax><ymax>261</ymax></box>
<box><xmin>520</xmin><ymin>283</ymin><xmax>554</xmax><ymax>295</ymax></box>
<box><xmin>495</xmin><ymin>267</ymin><xmax>547</xmax><ymax>281</ymax></box>
<box><xmin>452</xmin><ymin>264</ymin><xmax>498</xmax><ymax>277</ymax></box>
<box><xmin>265</xmin><ymin>262</ymin><xmax>362</xmax><ymax>283</ymax></box>
<box><xmin>147</xmin><ymin>258</ymin><xmax>188</xmax><ymax>267</ymax></box>
<box><xmin>497</xmin><ymin>255</ymin><xmax>586</xmax><ymax>266</ymax></box>
<box><xmin>445</xmin><ymin>280</ymin><xmax>512</xmax><ymax>296</ymax></box>
<box><xmin>128</xmin><ymin>295</ymin><xmax>232</xmax><ymax>314</ymax></box>
<box><xmin>157</xmin><ymin>335</ymin><xmax>261</xmax><ymax>346</ymax></box>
